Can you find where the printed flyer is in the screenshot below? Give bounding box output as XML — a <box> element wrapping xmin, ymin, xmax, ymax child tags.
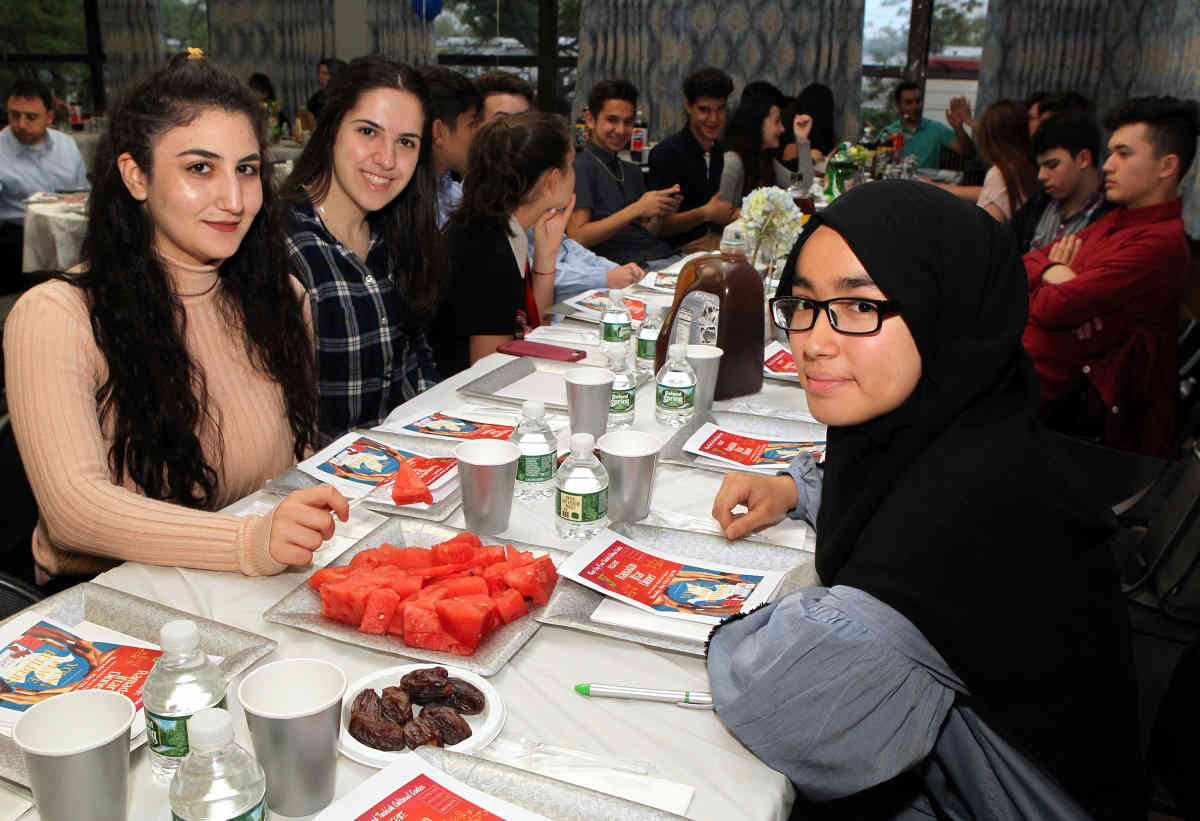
<box><xmin>0</xmin><ymin>612</ymin><xmax>160</xmax><ymax>729</ymax></box>
<box><xmin>683</xmin><ymin>423</ymin><xmax>824</xmax><ymax>473</ymax></box>
<box><xmin>637</xmin><ymin>269</ymin><xmax>679</xmax><ymax>293</ymax></box>
<box><xmin>315</xmin><ymin>756</ymin><xmax>548</xmax><ymax>821</ymax></box>
<box><xmin>763</xmin><ymin>340</ymin><xmax>799</xmax><ymax>380</ymax></box>
<box><xmin>299</xmin><ymin>433</ymin><xmax>458</xmax><ymax>501</ymax></box>
<box><xmin>559</xmin><ymin>531</ymin><xmax>783</xmax><ymax>625</ymax></box>
<box><xmin>376</xmin><ymin>410</ymin><xmax>516</xmax><ymax>444</ymax></box>
<box><xmin>563</xmin><ymin>289</ymin><xmax>647</xmax><ymax>322</ymax></box>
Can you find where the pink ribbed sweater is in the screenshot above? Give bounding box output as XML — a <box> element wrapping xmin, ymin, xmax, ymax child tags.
<box><xmin>4</xmin><ymin>259</ymin><xmax>309</xmax><ymax>580</ymax></box>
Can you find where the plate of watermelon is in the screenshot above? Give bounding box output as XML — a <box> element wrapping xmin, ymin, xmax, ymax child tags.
<box><xmin>264</xmin><ymin>519</ymin><xmax>568</xmax><ymax>676</ymax></box>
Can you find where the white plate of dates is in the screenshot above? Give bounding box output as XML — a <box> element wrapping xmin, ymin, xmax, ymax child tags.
<box><xmin>338</xmin><ymin>663</ymin><xmax>506</xmax><ymax>768</ymax></box>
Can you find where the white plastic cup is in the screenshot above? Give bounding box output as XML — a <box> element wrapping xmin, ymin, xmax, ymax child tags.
<box><xmin>238</xmin><ymin>658</ymin><xmax>346</xmax><ymax>817</ymax></box>
<box><xmin>455</xmin><ymin>439</ymin><xmax>521</xmax><ymax>536</ymax></box>
<box><xmin>686</xmin><ymin>345</ymin><xmax>724</xmax><ymax>418</ymax></box>
<box><xmin>14</xmin><ymin>689</ymin><xmax>135</xmax><ymax>821</ymax></box>
<box><xmin>564</xmin><ymin>367</ymin><xmax>615</xmax><ymax>439</ymax></box>
<box><xmin>597</xmin><ymin>430</ymin><xmax>663</xmax><ymax>522</ymax></box>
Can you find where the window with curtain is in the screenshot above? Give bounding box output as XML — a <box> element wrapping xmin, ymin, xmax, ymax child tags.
<box><xmin>435</xmin><ymin>0</ymin><xmax>579</xmax><ymax>113</ymax></box>
<box><xmin>0</xmin><ymin>0</ymin><xmax>100</xmax><ymax>118</ymax></box>
<box><xmin>861</xmin><ymin>0</ymin><xmax>986</xmax><ymax>134</ymax></box>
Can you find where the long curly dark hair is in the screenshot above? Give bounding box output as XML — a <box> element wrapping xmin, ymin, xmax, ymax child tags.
<box><xmin>450</xmin><ymin>110</ymin><xmax>571</xmax><ymax>235</ymax></box>
<box><xmin>280</xmin><ymin>57</ymin><xmax>443</xmax><ymax>319</ymax></box>
<box><xmin>724</xmin><ymin>82</ymin><xmax>786</xmax><ymax>198</ymax></box>
<box><xmin>76</xmin><ymin>52</ymin><xmax>317</xmax><ymax>509</ymax></box>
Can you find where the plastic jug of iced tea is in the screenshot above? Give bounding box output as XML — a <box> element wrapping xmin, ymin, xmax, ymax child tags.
<box><xmin>654</xmin><ymin>228</ymin><xmax>764</xmax><ymax>400</ymax></box>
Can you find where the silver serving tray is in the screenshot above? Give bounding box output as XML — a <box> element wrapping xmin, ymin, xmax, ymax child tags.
<box><xmin>416</xmin><ymin>748</ymin><xmax>689</xmax><ymax>821</ymax></box>
<box><xmin>659</xmin><ymin>410</ymin><xmax>827</xmax><ymax>475</ymax></box>
<box><xmin>265</xmin><ymin>429</ymin><xmax>463</xmax><ymax>522</ymax></box>
<box><xmin>264</xmin><ymin>518</ymin><xmax>567</xmax><ymax>677</ymax></box>
<box><xmin>457</xmin><ymin>356</ymin><xmax>650</xmax><ymax>413</ymax></box>
<box><xmin>535</xmin><ymin>522</ymin><xmax>813</xmax><ymax>656</ymax></box>
<box><xmin>0</xmin><ymin>582</ymin><xmax>277</xmax><ymax>788</ymax></box>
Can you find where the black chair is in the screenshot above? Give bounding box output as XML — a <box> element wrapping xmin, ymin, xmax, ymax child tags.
<box><xmin>0</xmin><ymin>572</ymin><xmax>42</xmax><ymax>619</ymax></box>
<box><xmin>0</xmin><ymin>415</ymin><xmax>42</xmax><ymax>589</ymax></box>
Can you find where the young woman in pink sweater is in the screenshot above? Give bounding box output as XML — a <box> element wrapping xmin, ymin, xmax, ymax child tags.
<box><xmin>4</xmin><ymin>53</ymin><xmax>348</xmax><ymax>586</ymax></box>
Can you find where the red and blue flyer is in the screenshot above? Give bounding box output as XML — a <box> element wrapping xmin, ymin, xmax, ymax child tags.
<box><xmin>564</xmin><ymin>289</ymin><xmax>647</xmax><ymax>321</ymax></box>
<box><xmin>559</xmin><ymin>532</ymin><xmax>783</xmax><ymax>625</ymax></box>
<box><xmin>683</xmin><ymin>423</ymin><xmax>824</xmax><ymax>473</ymax></box>
<box><xmin>299</xmin><ymin>433</ymin><xmax>458</xmax><ymax>500</ymax></box>
<box><xmin>763</xmin><ymin>340</ymin><xmax>799</xmax><ymax>379</ymax></box>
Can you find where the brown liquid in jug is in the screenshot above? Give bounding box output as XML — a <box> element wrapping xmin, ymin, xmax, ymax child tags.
<box><xmin>654</xmin><ymin>252</ymin><xmax>764</xmax><ymax>400</ymax></box>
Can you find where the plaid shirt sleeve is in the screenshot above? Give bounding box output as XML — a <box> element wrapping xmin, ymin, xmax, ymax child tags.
<box><xmin>285</xmin><ymin>201</ymin><xmax>439</xmax><ymax>445</ymax></box>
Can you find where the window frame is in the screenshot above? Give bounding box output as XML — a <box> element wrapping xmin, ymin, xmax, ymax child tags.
<box><xmin>436</xmin><ymin>0</ymin><xmax>578</xmax><ymax>111</ymax></box>
<box><xmin>0</xmin><ymin>0</ymin><xmax>106</xmax><ymax>111</ymax></box>
<box><xmin>861</xmin><ymin>0</ymin><xmax>981</xmax><ymax>101</ymax></box>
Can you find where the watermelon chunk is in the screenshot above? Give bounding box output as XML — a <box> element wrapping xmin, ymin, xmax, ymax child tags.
<box><xmin>402</xmin><ymin>600</ymin><xmax>463</xmax><ymax>654</ymax></box>
<box><xmin>320</xmin><ymin>576</ymin><xmax>377</xmax><ymax>625</ymax></box>
<box><xmin>427</xmin><ymin>576</ymin><xmax>489</xmax><ymax>599</ymax></box>
<box><xmin>467</xmin><ymin>545</ymin><xmax>507</xmax><ymax>568</ymax></box>
<box><xmin>359</xmin><ymin>588</ymin><xmax>400</xmax><ymax>635</ymax></box>
<box><xmin>492</xmin><ymin>587</ymin><xmax>528</xmax><ymax>623</ymax></box>
<box><xmin>411</xmin><ymin>562</ymin><xmax>470</xmax><ymax>580</ymax></box>
<box><xmin>503</xmin><ymin>555</ymin><xmax>558</xmax><ymax>605</ymax></box>
<box><xmin>350</xmin><ymin>545</ymin><xmax>433</xmax><ymax>570</ymax></box>
<box><xmin>505</xmin><ymin>545</ymin><xmax>535</xmax><ymax>564</ymax></box>
<box><xmin>431</xmin><ymin>538</ymin><xmax>474</xmax><ymax>565</ymax></box>
<box><xmin>436</xmin><ymin>596</ymin><xmax>498</xmax><ymax>652</ymax></box>
<box><xmin>306</xmin><ymin>565</ymin><xmax>354</xmax><ymax>591</ymax></box>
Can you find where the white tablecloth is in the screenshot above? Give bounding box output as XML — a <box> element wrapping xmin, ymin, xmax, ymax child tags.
<box><xmin>20</xmin><ymin>336</ymin><xmax>812</xmax><ymax>820</ymax></box>
<box><xmin>21</xmin><ymin>201</ymin><xmax>86</xmax><ymax>272</ymax></box>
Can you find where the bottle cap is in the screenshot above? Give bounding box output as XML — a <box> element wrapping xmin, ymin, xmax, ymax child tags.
<box><xmin>668</xmin><ymin>343</ymin><xmax>686</xmax><ymax>360</ymax></box>
<box><xmin>570</xmin><ymin>433</ymin><xmax>595</xmax><ymax>455</ymax></box>
<box><xmin>187</xmin><ymin>708</ymin><xmax>233</xmax><ymax>751</ymax></box>
<box><xmin>159</xmin><ymin>619</ymin><xmax>199</xmax><ymax>653</ymax></box>
<box><xmin>522</xmin><ymin>400</ymin><xmax>545</xmax><ymax>420</ymax></box>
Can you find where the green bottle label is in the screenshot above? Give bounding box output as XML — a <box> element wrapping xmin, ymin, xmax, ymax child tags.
<box><xmin>610</xmin><ymin>388</ymin><xmax>635</xmax><ymax>413</ymax></box>
<box><xmin>602</xmin><ymin>321</ymin><xmax>631</xmax><ymax>342</ymax></box>
<box><xmin>636</xmin><ymin>337</ymin><xmax>656</xmax><ymax>359</ymax></box>
<box><xmin>517</xmin><ymin>451</ymin><xmax>555</xmax><ymax>482</ymax></box>
<box><xmin>173</xmin><ymin>796</ymin><xmax>265</xmax><ymax>821</ymax></box>
<box><xmin>146</xmin><ymin>695</ymin><xmax>226</xmax><ymax>759</ymax></box>
<box><xmin>657</xmin><ymin>384</ymin><xmax>695</xmax><ymax>410</ymax></box>
<box><xmin>557</xmin><ymin>488</ymin><xmax>607</xmax><ymax>523</ymax></box>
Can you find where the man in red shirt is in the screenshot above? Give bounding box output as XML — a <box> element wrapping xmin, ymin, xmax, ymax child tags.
<box><xmin>1023</xmin><ymin>96</ymin><xmax>1197</xmax><ymax>456</ymax></box>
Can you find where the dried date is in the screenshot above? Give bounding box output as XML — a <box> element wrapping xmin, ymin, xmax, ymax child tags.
<box><xmin>442</xmin><ymin>678</ymin><xmax>485</xmax><ymax>715</ymax></box>
<box><xmin>420</xmin><ymin>705</ymin><xmax>473</xmax><ymax>746</ymax></box>
<box><xmin>348</xmin><ymin>712</ymin><xmax>408</xmax><ymax>751</ymax></box>
<box><xmin>380</xmin><ymin>686</ymin><xmax>413</xmax><ymax>724</ymax></box>
<box><xmin>403</xmin><ymin>715</ymin><xmax>442</xmax><ymax>750</ymax></box>
<box><xmin>400</xmin><ymin>666</ymin><xmax>453</xmax><ymax>704</ymax></box>
<box><xmin>350</xmin><ymin>688</ymin><xmax>383</xmax><ymax>720</ymax></box>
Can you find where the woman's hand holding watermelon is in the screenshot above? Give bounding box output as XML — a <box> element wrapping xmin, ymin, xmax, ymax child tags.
<box><xmin>269</xmin><ymin>485</ymin><xmax>351</xmax><ymax>566</ymax></box>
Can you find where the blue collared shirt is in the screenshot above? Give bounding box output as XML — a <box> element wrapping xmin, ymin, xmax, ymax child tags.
<box><xmin>435</xmin><ymin>170</ymin><xmax>614</xmax><ymax>303</ymax></box>
<box><xmin>0</xmin><ymin>126</ymin><xmax>89</xmax><ymax>225</ymax></box>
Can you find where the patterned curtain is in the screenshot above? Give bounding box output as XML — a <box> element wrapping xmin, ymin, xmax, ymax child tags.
<box><xmin>99</xmin><ymin>0</ymin><xmax>163</xmax><ymax>102</ymax></box>
<box><xmin>576</xmin><ymin>0</ymin><xmax>865</xmax><ymax>149</ymax></box>
<box><xmin>207</xmin><ymin>0</ymin><xmax>335</xmax><ymax>121</ymax></box>
<box><xmin>978</xmin><ymin>0</ymin><xmax>1200</xmax><ymax>234</ymax></box>
<box><xmin>368</xmin><ymin>0</ymin><xmax>436</xmax><ymax>63</ymax></box>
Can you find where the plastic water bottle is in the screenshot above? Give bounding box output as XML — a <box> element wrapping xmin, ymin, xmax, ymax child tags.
<box><xmin>636</xmin><ymin>307</ymin><xmax>664</xmax><ymax>378</ymax></box>
<box><xmin>513</xmin><ymin>400</ymin><xmax>557</xmax><ymax>500</ymax></box>
<box><xmin>600</xmin><ymin>288</ymin><xmax>633</xmax><ymax>344</ymax></box>
<box><xmin>168</xmin><ymin>708</ymin><xmax>266</xmax><ymax>821</ymax></box>
<box><xmin>655</xmin><ymin>343</ymin><xmax>697</xmax><ymax>427</ymax></box>
<box><xmin>143</xmin><ymin>620</ymin><xmax>228</xmax><ymax>785</ymax></box>
<box><xmin>605</xmin><ymin>343</ymin><xmax>637</xmax><ymax>430</ymax></box>
<box><xmin>555</xmin><ymin>433</ymin><xmax>609</xmax><ymax>541</ymax></box>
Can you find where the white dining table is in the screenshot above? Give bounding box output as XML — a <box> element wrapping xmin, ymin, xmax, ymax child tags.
<box><xmin>18</xmin><ymin>310</ymin><xmax>814</xmax><ymax>820</ymax></box>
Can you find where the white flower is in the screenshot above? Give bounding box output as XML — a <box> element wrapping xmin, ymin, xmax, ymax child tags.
<box><xmin>742</xmin><ymin>186</ymin><xmax>804</xmax><ymax>270</ymax></box>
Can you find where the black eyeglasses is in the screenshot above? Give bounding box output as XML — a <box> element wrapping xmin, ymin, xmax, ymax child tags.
<box><xmin>769</xmin><ymin>296</ymin><xmax>902</xmax><ymax>335</ymax></box>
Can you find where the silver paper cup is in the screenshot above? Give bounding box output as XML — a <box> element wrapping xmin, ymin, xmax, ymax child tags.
<box><xmin>455</xmin><ymin>439</ymin><xmax>521</xmax><ymax>536</ymax></box>
<box><xmin>686</xmin><ymin>345</ymin><xmax>724</xmax><ymax>416</ymax></box>
<box><xmin>14</xmin><ymin>689</ymin><xmax>134</xmax><ymax>821</ymax></box>
<box><xmin>564</xmin><ymin>367</ymin><xmax>615</xmax><ymax>439</ymax></box>
<box><xmin>597</xmin><ymin>430</ymin><xmax>663</xmax><ymax>523</ymax></box>
<box><xmin>237</xmin><ymin>658</ymin><xmax>346</xmax><ymax>817</ymax></box>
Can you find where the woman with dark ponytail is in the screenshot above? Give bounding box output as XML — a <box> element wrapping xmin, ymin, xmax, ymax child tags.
<box><xmin>4</xmin><ymin>52</ymin><xmax>348</xmax><ymax>586</ymax></box>
<box><xmin>280</xmin><ymin>57</ymin><xmax>443</xmax><ymax>444</ymax></box>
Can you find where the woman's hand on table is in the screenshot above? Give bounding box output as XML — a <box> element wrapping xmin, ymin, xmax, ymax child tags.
<box><xmin>268</xmin><ymin>485</ymin><xmax>350</xmax><ymax>566</ymax></box>
<box><xmin>712</xmin><ymin>473</ymin><xmax>798</xmax><ymax>540</ymax></box>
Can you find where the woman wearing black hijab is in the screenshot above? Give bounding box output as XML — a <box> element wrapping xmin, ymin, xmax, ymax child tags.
<box><xmin>707</xmin><ymin>180</ymin><xmax>1142</xmax><ymax>819</ymax></box>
